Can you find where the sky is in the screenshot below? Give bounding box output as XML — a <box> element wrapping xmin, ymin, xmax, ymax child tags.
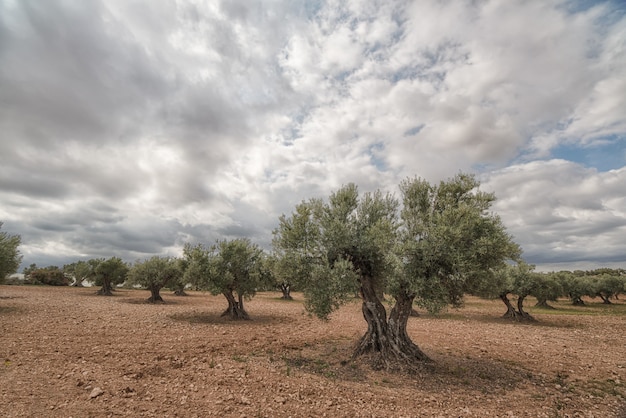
<box><xmin>1</xmin><ymin>0</ymin><xmax>625</xmax><ymax>273</ymax></box>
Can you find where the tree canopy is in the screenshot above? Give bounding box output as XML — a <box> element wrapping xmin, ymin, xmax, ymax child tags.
<box><xmin>0</xmin><ymin>222</ymin><xmax>22</xmax><ymax>282</ymax></box>
<box><xmin>127</xmin><ymin>256</ymin><xmax>182</xmax><ymax>303</ymax></box>
<box><xmin>91</xmin><ymin>257</ymin><xmax>129</xmax><ymax>296</ymax></box>
<box><xmin>184</xmin><ymin>239</ymin><xmax>266</xmax><ymax>320</ymax></box>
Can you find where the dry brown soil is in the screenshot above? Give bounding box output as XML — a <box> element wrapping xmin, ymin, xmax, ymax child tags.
<box><xmin>1</xmin><ymin>285</ymin><xmax>625</xmax><ymax>417</ymax></box>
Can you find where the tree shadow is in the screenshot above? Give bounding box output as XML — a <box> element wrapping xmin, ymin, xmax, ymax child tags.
<box><xmin>279</xmin><ymin>336</ymin><xmax>535</xmax><ymax>395</ymax></box>
<box><xmin>121</xmin><ymin>297</ymin><xmax>182</xmax><ymax>305</ymax></box>
<box><xmin>169</xmin><ymin>311</ymin><xmax>296</xmax><ymax>326</ymax></box>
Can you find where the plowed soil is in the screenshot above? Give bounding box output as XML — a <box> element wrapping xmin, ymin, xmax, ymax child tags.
<box><xmin>1</xmin><ymin>285</ymin><xmax>625</xmax><ymax>417</ymax></box>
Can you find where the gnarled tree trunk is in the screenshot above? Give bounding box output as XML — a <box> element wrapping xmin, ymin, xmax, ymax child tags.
<box><xmin>534</xmin><ymin>298</ymin><xmax>555</xmax><ymax>309</ymax></box>
<box><xmin>96</xmin><ymin>279</ymin><xmax>113</xmax><ymax>296</ymax></box>
<box><xmin>279</xmin><ymin>283</ymin><xmax>293</xmax><ymax>300</ymax></box>
<box><xmin>353</xmin><ymin>277</ymin><xmax>429</xmax><ymax>370</ymax></box>
<box><xmin>500</xmin><ymin>293</ymin><xmax>519</xmax><ymax>319</ymax></box>
<box><xmin>221</xmin><ymin>291</ymin><xmax>250</xmax><ymax>320</ymax></box>
<box><xmin>517</xmin><ymin>295</ymin><xmax>535</xmax><ymax>321</ymax></box>
<box><xmin>500</xmin><ymin>293</ymin><xmax>535</xmax><ymax>321</ymax></box>
<box><xmin>147</xmin><ymin>285</ymin><xmax>164</xmax><ymax>303</ymax></box>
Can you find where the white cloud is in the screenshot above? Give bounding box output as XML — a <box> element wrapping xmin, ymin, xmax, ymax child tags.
<box><xmin>482</xmin><ymin>160</ymin><xmax>626</xmax><ymax>268</ymax></box>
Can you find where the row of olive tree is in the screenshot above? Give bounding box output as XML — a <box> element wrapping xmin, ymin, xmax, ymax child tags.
<box><xmin>471</xmin><ymin>264</ymin><xmax>626</xmax><ymax>321</ymax></box>
<box><xmin>58</xmin><ymin>239</ymin><xmax>272</xmax><ymax>320</ymax></box>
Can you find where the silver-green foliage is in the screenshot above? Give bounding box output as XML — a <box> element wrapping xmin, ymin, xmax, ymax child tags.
<box><xmin>184</xmin><ymin>238</ymin><xmax>264</xmax><ymax>299</ymax></box>
<box><xmin>274</xmin><ymin>174</ymin><xmax>520</xmax><ymax>318</ymax></box>
<box><xmin>398</xmin><ymin>174</ymin><xmax>520</xmax><ymax>313</ymax></box>
<box><xmin>127</xmin><ymin>256</ymin><xmax>181</xmax><ymax>290</ymax></box>
<box><xmin>0</xmin><ymin>222</ymin><xmax>22</xmax><ymax>282</ymax></box>
<box><xmin>273</xmin><ymin>184</ymin><xmax>395</xmax><ymax>319</ymax></box>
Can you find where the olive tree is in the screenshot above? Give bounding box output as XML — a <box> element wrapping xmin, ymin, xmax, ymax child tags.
<box><xmin>509</xmin><ymin>262</ymin><xmax>537</xmax><ymax>321</ymax></box>
<box><xmin>127</xmin><ymin>256</ymin><xmax>181</xmax><ymax>303</ymax></box>
<box><xmin>590</xmin><ymin>274</ymin><xmax>625</xmax><ymax>304</ymax></box>
<box><xmin>91</xmin><ymin>257</ymin><xmax>129</xmax><ymax>296</ymax></box>
<box><xmin>265</xmin><ymin>253</ymin><xmax>295</xmax><ymax>300</ymax></box>
<box><xmin>532</xmin><ymin>272</ymin><xmax>563</xmax><ymax>309</ymax></box>
<box><xmin>184</xmin><ymin>239</ymin><xmax>265</xmax><ymax>320</ymax></box>
<box><xmin>273</xmin><ymin>174</ymin><xmax>519</xmax><ymax>369</ymax></box>
<box><xmin>63</xmin><ymin>261</ymin><xmax>93</xmax><ymax>287</ymax></box>
<box><xmin>557</xmin><ymin>273</ymin><xmax>594</xmax><ymax>306</ymax></box>
<box><xmin>0</xmin><ymin>222</ymin><xmax>22</xmax><ymax>283</ymax></box>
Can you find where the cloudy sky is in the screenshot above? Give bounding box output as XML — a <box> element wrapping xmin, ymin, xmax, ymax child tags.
<box><xmin>1</xmin><ymin>0</ymin><xmax>625</xmax><ymax>272</ymax></box>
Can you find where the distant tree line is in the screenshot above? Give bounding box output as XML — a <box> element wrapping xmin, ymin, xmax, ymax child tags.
<box><xmin>472</xmin><ymin>263</ymin><xmax>626</xmax><ymax>321</ymax></box>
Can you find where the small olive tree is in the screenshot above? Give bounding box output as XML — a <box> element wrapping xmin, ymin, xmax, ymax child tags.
<box><xmin>0</xmin><ymin>222</ymin><xmax>22</xmax><ymax>283</ymax></box>
<box><xmin>532</xmin><ymin>272</ymin><xmax>563</xmax><ymax>309</ymax></box>
<box><xmin>127</xmin><ymin>256</ymin><xmax>182</xmax><ymax>303</ymax></box>
<box><xmin>184</xmin><ymin>239</ymin><xmax>265</xmax><ymax>320</ymax></box>
<box><xmin>590</xmin><ymin>274</ymin><xmax>625</xmax><ymax>304</ymax></box>
<box><xmin>91</xmin><ymin>257</ymin><xmax>129</xmax><ymax>296</ymax></box>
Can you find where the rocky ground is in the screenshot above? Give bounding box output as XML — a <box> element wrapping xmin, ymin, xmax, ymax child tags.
<box><xmin>1</xmin><ymin>285</ymin><xmax>625</xmax><ymax>417</ymax></box>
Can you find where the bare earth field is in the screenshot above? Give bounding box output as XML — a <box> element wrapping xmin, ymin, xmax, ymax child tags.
<box><xmin>1</xmin><ymin>285</ymin><xmax>625</xmax><ymax>418</ymax></box>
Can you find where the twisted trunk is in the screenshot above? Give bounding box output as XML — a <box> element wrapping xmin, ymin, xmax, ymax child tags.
<box><xmin>147</xmin><ymin>284</ymin><xmax>164</xmax><ymax>303</ymax></box>
<box><xmin>517</xmin><ymin>295</ymin><xmax>535</xmax><ymax>321</ymax></box>
<box><xmin>534</xmin><ymin>298</ymin><xmax>555</xmax><ymax>309</ymax></box>
<box><xmin>353</xmin><ymin>276</ymin><xmax>429</xmax><ymax>370</ymax></box>
<box><xmin>96</xmin><ymin>279</ymin><xmax>113</xmax><ymax>296</ymax></box>
<box><xmin>500</xmin><ymin>293</ymin><xmax>519</xmax><ymax>319</ymax></box>
<box><xmin>221</xmin><ymin>291</ymin><xmax>250</xmax><ymax>320</ymax></box>
<box><xmin>280</xmin><ymin>283</ymin><xmax>293</xmax><ymax>300</ymax></box>
<box><xmin>500</xmin><ymin>293</ymin><xmax>535</xmax><ymax>321</ymax></box>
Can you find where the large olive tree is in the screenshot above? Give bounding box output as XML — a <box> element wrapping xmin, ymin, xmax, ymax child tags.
<box><xmin>273</xmin><ymin>174</ymin><xmax>519</xmax><ymax>370</ymax></box>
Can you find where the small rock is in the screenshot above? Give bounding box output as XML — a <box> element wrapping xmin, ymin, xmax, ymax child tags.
<box><xmin>89</xmin><ymin>387</ymin><xmax>104</xmax><ymax>399</ymax></box>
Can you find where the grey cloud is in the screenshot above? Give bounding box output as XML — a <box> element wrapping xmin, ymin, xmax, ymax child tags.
<box><xmin>1</xmin><ymin>0</ymin><xmax>625</xmax><ymax>273</ymax></box>
<box><xmin>483</xmin><ymin>161</ymin><xmax>626</xmax><ymax>268</ymax></box>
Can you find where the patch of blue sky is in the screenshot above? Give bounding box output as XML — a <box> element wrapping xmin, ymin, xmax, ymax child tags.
<box><xmin>368</xmin><ymin>142</ymin><xmax>388</xmax><ymax>171</ymax></box>
<box><xmin>551</xmin><ymin>135</ymin><xmax>626</xmax><ymax>171</ymax></box>
<box><xmin>403</xmin><ymin>125</ymin><xmax>424</xmax><ymax>137</ymax></box>
<box><xmin>280</xmin><ymin>107</ymin><xmax>311</xmax><ymax>145</ymax></box>
<box><xmin>297</xmin><ymin>0</ymin><xmax>323</xmax><ymax>20</ymax></box>
<box><xmin>561</xmin><ymin>0</ymin><xmax>626</xmax><ymax>16</ymax></box>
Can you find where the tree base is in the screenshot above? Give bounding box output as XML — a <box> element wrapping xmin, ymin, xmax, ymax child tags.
<box><xmin>534</xmin><ymin>301</ymin><xmax>556</xmax><ymax>309</ymax></box>
<box><xmin>221</xmin><ymin>307</ymin><xmax>250</xmax><ymax>320</ymax></box>
<box><xmin>352</xmin><ymin>328</ymin><xmax>432</xmax><ymax>372</ymax></box>
<box><xmin>502</xmin><ymin>310</ymin><xmax>536</xmax><ymax>322</ymax></box>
